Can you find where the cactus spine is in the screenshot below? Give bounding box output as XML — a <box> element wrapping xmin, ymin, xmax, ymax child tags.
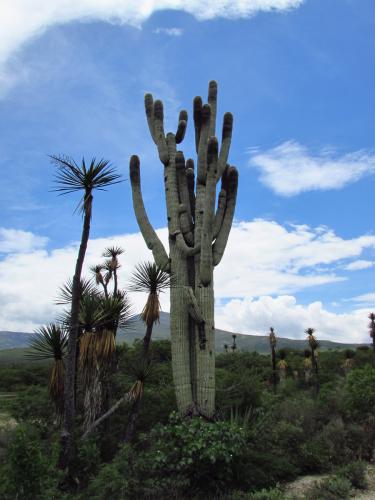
<box><xmin>129</xmin><ymin>81</ymin><xmax>238</xmax><ymax>417</ymax></box>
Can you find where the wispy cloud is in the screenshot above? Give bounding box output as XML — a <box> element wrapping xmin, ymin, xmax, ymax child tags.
<box><xmin>344</xmin><ymin>260</ymin><xmax>375</xmax><ymax>271</ymax></box>
<box><xmin>153</xmin><ymin>27</ymin><xmax>184</xmax><ymax>37</ymax></box>
<box><xmin>249</xmin><ymin>141</ymin><xmax>375</xmax><ymax>196</ymax></box>
<box><xmin>0</xmin><ymin>1</ymin><xmax>304</xmax><ymax>92</ymax></box>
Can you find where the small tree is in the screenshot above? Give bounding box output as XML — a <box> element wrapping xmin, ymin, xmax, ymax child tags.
<box><xmin>52</xmin><ymin>155</ymin><xmax>121</xmax><ymax>471</ymax></box>
<box><xmin>277</xmin><ymin>349</ymin><xmax>287</xmax><ymax>385</ymax></box>
<box><xmin>27</xmin><ymin>324</ymin><xmax>68</xmax><ymax>419</ymax></box>
<box><xmin>303</xmin><ymin>349</ymin><xmax>312</xmax><ymax>384</ymax></box>
<box><xmin>269</xmin><ymin>327</ymin><xmax>277</xmax><ymax>391</ymax></box>
<box><xmin>124</xmin><ymin>261</ymin><xmax>170</xmax><ymax>442</ymax></box>
<box><xmin>231</xmin><ymin>334</ymin><xmax>237</xmax><ymax>353</ymax></box>
<box><xmin>342</xmin><ymin>349</ymin><xmax>355</xmax><ymax>376</ymax></box>
<box><xmin>306</xmin><ymin>327</ymin><xmax>319</xmax><ymax>394</ymax></box>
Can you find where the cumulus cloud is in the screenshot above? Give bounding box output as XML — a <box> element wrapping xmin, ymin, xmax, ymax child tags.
<box><xmin>249</xmin><ymin>141</ymin><xmax>375</xmax><ymax>196</ymax></box>
<box><xmin>0</xmin><ymin>1</ymin><xmax>303</xmax><ymax>84</ymax></box>
<box><xmin>216</xmin><ymin>295</ymin><xmax>369</xmax><ymax>343</ymax></box>
<box><xmin>153</xmin><ymin>27</ymin><xmax>183</xmax><ymax>36</ymax></box>
<box><xmin>0</xmin><ymin>227</ymin><xmax>48</xmax><ymax>254</ymax></box>
<box><xmin>1</xmin><ymin>218</ymin><xmax>375</xmax><ymax>339</ymax></box>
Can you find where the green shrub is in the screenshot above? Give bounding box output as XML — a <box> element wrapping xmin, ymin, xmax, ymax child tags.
<box><xmin>307</xmin><ymin>476</ymin><xmax>351</xmax><ymax>500</ymax></box>
<box><xmin>249</xmin><ymin>487</ymin><xmax>285</xmax><ymax>499</ymax></box>
<box><xmin>344</xmin><ymin>366</ymin><xmax>375</xmax><ymax>421</ymax></box>
<box><xmin>337</xmin><ymin>461</ymin><xmax>367</xmax><ymax>490</ymax></box>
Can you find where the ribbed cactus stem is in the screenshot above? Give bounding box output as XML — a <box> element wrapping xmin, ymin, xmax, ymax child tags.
<box><xmin>129</xmin><ymin>81</ymin><xmax>238</xmax><ymax>418</ymax></box>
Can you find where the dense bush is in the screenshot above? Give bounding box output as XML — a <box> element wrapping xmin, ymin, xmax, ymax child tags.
<box><xmin>1</xmin><ymin>342</ymin><xmax>374</xmax><ymax>498</ymax></box>
<box><xmin>337</xmin><ymin>461</ymin><xmax>367</xmax><ymax>490</ymax></box>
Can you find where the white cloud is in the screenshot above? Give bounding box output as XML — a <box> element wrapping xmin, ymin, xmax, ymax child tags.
<box><xmin>215</xmin><ymin>220</ymin><xmax>375</xmax><ymax>297</ymax></box>
<box><xmin>153</xmin><ymin>27</ymin><xmax>184</xmax><ymax>36</ymax></box>
<box><xmin>0</xmin><ymin>0</ymin><xmax>303</xmax><ymax>89</ymax></box>
<box><xmin>344</xmin><ymin>260</ymin><xmax>375</xmax><ymax>271</ymax></box>
<box><xmin>249</xmin><ymin>141</ymin><xmax>375</xmax><ymax>196</ymax></box>
<box><xmin>216</xmin><ymin>295</ymin><xmax>369</xmax><ymax>343</ymax></box>
<box><xmin>1</xmin><ymin>218</ymin><xmax>375</xmax><ymax>338</ymax></box>
<box><xmin>0</xmin><ymin>227</ymin><xmax>48</xmax><ymax>254</ymax></box>
<box><xmin>350</xmin><ymin>293</ymin><xmax>375</xmax><ymax>306</ymax></box>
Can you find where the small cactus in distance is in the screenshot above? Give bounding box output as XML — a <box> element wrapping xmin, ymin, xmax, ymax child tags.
<box><xmin>231</xmin><ymin>334</ymin><xmax>237</xmax><ymax>353</ymax></box>
<box><xmin>368</xmin><ymin>312</ymin><xmax>375</xmax><ymax>365</ymax></box>
<box><xmin>269</xmin><ymin>327</ymin><xmax>277</xmax><ymax>391</ymax></box>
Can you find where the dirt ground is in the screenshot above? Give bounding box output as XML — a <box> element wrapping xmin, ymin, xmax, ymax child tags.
<box><xmin>283</xmin><ymin>464</ymin><xmax>375</xmax><ymax>499</ymax></box>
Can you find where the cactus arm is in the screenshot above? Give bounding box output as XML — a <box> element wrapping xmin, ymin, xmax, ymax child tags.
<box><xmin>153</xmin><ymin>100</ymin><xmax>169</xmax><ymax>165</ymax></box>
<box><xmin>175</xmin><ymin>110</ymin><xmax>188</xmax><ymax>144</ymax></box>
<box><xmin>164</xmin><ymin>133</ymin><xmax>182</xmax><ymax>236</ymax></box>
<box><xmin>193</xmin><ymin>96</ymin><xmax>202</xmax><ymax>154</ymax></box>
<box><xmin>213</xmin><ymin>166</ymin><xmax>238</xmax><ymax>266</ymax></box>
<box><xmin>176</xmin><ymin>152</ymin><xmax>194</xmax><ymax>244</ymax></box>
<box><xmin>197</xmin><ymin>104</ymin><xmax>211</xmax><ymax>184</ymax></box>
<box><xmin>185</xmin><ymin>286</ymin><xmax>206</xmax><ymax>350</ymax></box>
<box><xmin>217</xmin><ymin>112</ymin><xmax>233</xmax><ymax>181</ymax></box>
<box><xmin>200</xmin><ymin>137</ymin><xmax>218</xmax><ymax>285</ymax></box>
<box><xmin>213</xmin><ymin>189</ymin><xmax>227</xmax><ymax>239</ymax></box>
<box><xmin>144</xmin><ymin>93</ymin><xmax>157</xmax><ymax>144</ymax></box>
<box><xmin>176</xmin><ymin>233</ymin><xmax>200</xmax><ymax>256</ymax></box>
<box><xmin>186</xmin><ymin>159</ymin><xmax>195</xmax><ymax>221</ymax></box>
<box><xmin>129</xmin><ymin>155</ymin><xmax>170</xmax><ymax>271</ymax></box>
<box><xmin>208</xmin><ymin>80</ymin><xmax>217</xmax><ymax>137</ymax></box>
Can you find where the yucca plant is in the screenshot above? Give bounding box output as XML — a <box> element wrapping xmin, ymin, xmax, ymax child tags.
<box><xmin>27</xmin><ymin>324</ymin><xmax>68</xmax><ymax>418</ymax></box>
<box><xmin>269</xmin><ymin>327</ymin><xmax>277</xmax><ymax>391</ymax></box>
<box><xmin>129</xmin><ymin>261</ymin><xmax>170</xmax><ymax>354</ymax></box>
<box><xmin>103</xmin><ymin>246</ymin><xmax>124</xmax><ymax>295</ymax></box>
<box><xmin>306</xmin><ymin>327</ymin><xmax>319</xmax><ymax>394</ymax></box>
<box><xmin>303</xmin><ymin>349</ymin><xmax>312</xmax><ymax>383</ymax></box>
<box><xmin>342</xmin><ymin>349</ymin><xmax>356</xmax><ymax>376</ymax></box>
<box><xmin>231</xmin><ymin>334</ymin><xmax>237</xmax><ymax>353</ymax></box>
<box><xmin>78</xmin><ymin>291</ymin><xmax>133</xmax><ymax>430</ymax></box>
<box><xmin>52</xmin><ymin>155</ymin><xmax>121</xmax><ymax>470</ymax></box>
<box><xmin>277</xmin><ymin>349</ymin><xmax>287</xmax><ymax>384</ymax></box>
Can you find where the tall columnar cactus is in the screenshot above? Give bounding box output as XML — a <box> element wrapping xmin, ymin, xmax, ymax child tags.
<box><xmin>129</xmin><ymin>81</ymin><xmax>238</xmax><ymax>417</ymax></box>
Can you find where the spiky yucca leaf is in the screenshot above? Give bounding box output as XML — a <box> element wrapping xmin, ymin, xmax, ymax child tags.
<box><xmin>95</xmin><ymin>329</ymin><xmax>116</xmax><ymax>364</ymax></box>
<box><xmin>51</xmin><ymin>156</ymin><xmax>122</xmax><ymax>214</ymax></box>
<box><xmin>277</xmin><ymin>359</ymin><xmax>287</xmax><ymax>370</ymax></box>
<box><xmin>103</xmin><ymin>246</ymin><xmax>125</xmax><ymax>259</ymax></box>
<box><xmin>306</xmin><ymin>328</ymin><xmax>319</xmax><ymax>351</ymax></box>
<box><xmin>27</xmin><ymin>324</ymin><xmax>67</xmax><ymax>416</ymax></box>
<box><xmin>90</xmin><ymin>264</ymin><xmax>105</xmax><ymax>285</ymax></box>
<box><xmin>129</xmin><ymin>261</ymin><xmax>170</xmax><ymax>294</ymax></box>
<box><xmin>304</xmin><ymin>358</ymin><xmax>312</xmax><ymax>369</ymax></box>
<box><xmin>269</xmin><ymin>327</ymin><xmax>276</xmax><ymax>348</ymax></box>
<box><xmin>27</xmin><ymin>324</ymin><xmax>68</xmax><ymax>361</ymax></box>
<box><xmin>56</xmin><ymin>277</ymin><xmax>96</xmax><ymax>305</ymax></box>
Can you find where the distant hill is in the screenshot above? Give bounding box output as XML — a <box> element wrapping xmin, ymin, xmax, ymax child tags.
<box><xmin>0</xmin><ymin>331</ymin><xmax>33</xmax><ymax>350</ymax></box>
<box><xmin>0</xmin><ymin>312</ymin><xmax>368</xmax><ymax>357</ymax></box>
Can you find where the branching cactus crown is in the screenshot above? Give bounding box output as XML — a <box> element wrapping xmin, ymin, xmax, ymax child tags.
<box><xmin>129</xmin><ymin>81</ymin><xmax>238</xmax><ymax>417</ymax></box>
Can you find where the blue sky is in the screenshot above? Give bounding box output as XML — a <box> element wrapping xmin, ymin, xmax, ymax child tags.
<box><xmin>0</xmin><ymin>0</ymin><xmax>375</xmax><ymax>341</ymax></box>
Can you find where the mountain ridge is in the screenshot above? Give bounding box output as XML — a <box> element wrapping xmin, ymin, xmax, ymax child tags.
<box><xmin>0</xmin><ymin>312</ymin><xmax>368</xmax><ymax>354</ymax></box>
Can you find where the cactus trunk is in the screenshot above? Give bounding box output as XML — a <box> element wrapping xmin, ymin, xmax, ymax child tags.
<box><xmin>130</xmin><ymin>82</ymin><xmax>238</xmax><ymax>418</ymax></box>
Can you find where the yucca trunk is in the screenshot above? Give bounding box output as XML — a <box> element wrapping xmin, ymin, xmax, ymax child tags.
<box><xmin>271</xmin><ymin>346</ymin><xmax>277</xmax><ymax>391</ymax></box>
<box><xmin>130</xmin><ymin>82</ymin><xmax>238</xmax><ymax>418</ymax></box>
<box><xmin>59</xmin><ymin>190</ymin><xmax>92</xmax><ymax>471</ymax></box>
